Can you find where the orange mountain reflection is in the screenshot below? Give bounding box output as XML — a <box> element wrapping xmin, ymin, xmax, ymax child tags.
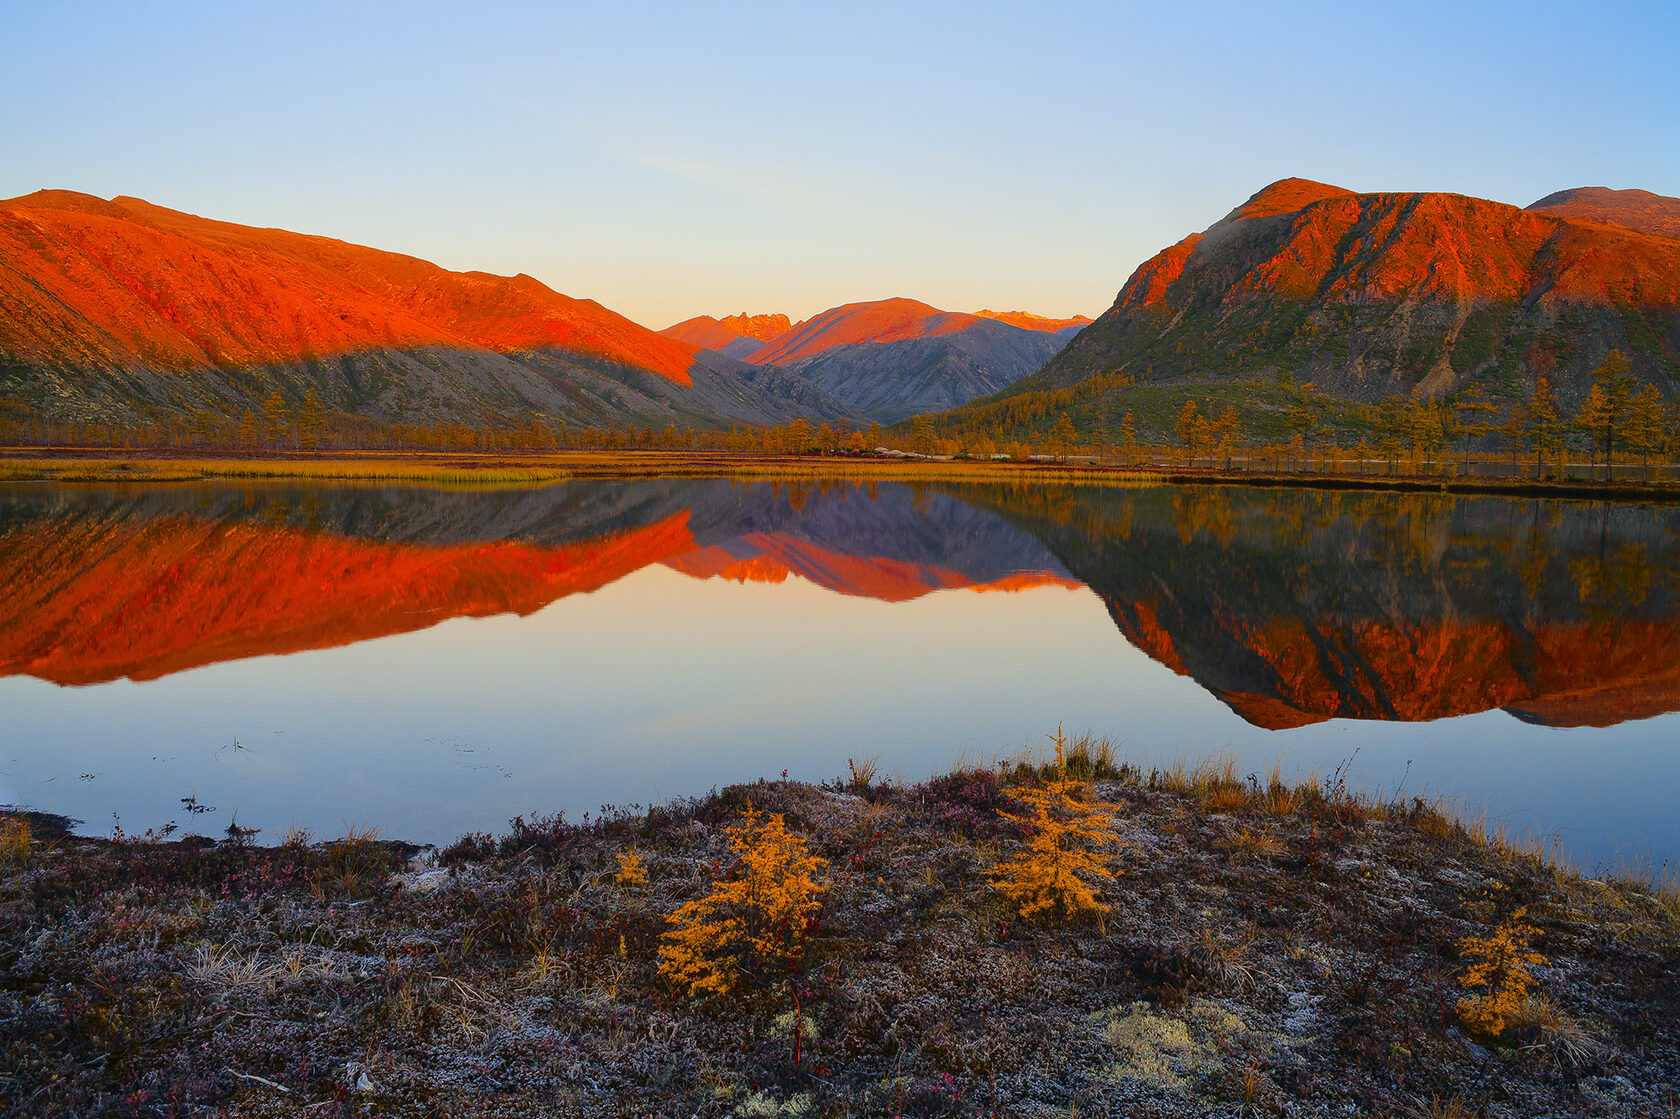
<box><xmin>0</xmin><ymin>481</ymin><xmax>1074</xmax><ymax>686</ymax></box>
<box><xmin>962</xmin><ymin>483</ymin><xmax>1680</xmax><ymax>729</ymax></box>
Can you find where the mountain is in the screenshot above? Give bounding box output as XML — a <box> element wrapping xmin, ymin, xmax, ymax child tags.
<box><xmin>660</xmin><ymin>312</ymin><xmax>793</xmax><ymax>360</ymax></box>
<box><xmin>0</xmin><ymin>191</ymin><xmax>846</xmax><ymax>428</ymax></box>
<box><xmin>1528</xmin><ymin>186</ymin><xmax>1680</xmax><ymax>240</ymax></box>
<box><xmin>744</xmin><ymin>298</ymin><xmax>1071</xmax><ymax>422</ymax></box>
<box><xmin>1021</xmin><ymin>177</ymin><xmax>1680</xmax><ymax>406</ymax></box>
<box><xmin>973</xmin><ymin>309</ymin><xmax>1092</xmax><ymax>334</ymax></box>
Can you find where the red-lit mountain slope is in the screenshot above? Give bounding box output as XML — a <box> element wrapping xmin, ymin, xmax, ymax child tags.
<box><xmin>1027</xmin><ymin>177</ymin><xmax>1680</xmax><ymax>403</ymax></box>
<box><xmin>0</xmin><ymin>192</ymin><xmax>850</xmax><ymax>428</ymax></box>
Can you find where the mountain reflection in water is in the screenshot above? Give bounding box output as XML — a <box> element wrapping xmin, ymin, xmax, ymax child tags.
<box><xmin>4</xmin><ymin>480</ymin><xmax>1675</xmax><ymax>729</ymax></box>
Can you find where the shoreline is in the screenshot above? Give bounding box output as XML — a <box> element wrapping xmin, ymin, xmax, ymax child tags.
<box><xmin>5</xmin><ymin>445</ymin><xmax>1680</xmax><ymax>501</ymax></box>
<box><xmin>4</xmin><ymin>745</ymin><xmax>1676</xmax><ymax>1117</ymax></box>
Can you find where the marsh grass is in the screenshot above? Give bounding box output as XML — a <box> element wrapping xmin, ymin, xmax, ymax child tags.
<box><xmin>0</xmin><ymin>455</ymin><xmax>572</xmax><ymax>486</ymax></box>
<box><xmin>0</xmin><ymin>450</ymin><xmax>1172</xmax><ymax>488</ymax></box>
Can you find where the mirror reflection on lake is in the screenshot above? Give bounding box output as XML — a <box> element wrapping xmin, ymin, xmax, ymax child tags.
<box><xmin>3</xmin><ymin>477</ymin><xmax>1677</xmax><ymax>873</ymax></box>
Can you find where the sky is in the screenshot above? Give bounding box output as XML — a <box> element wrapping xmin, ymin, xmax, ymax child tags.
<box><xmin>4</xmin><ymin>1</ymin><xmax>1677</xmax><ymax>329</ymax></box>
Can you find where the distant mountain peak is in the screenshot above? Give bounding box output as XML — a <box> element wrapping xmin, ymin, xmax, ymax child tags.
<box><xmin>748</xmin><ymin>298</ymin><xmax>981</xmax><ymax>366</ymax></box>
<box><xmin>973</xmin><ymin>309</ymin><xmax>1093</xmax><ymax>333</ymax></box>
<box><xmin>1527</xmin><ymin>185</ymin><xmax>1680</xmax><ymax>239</ymax></box>
<box><xmin>658</xmin><ymin>312</ymin><xmax>792</xmax><ymax>356</ymax></box>
<box><xmin>718</xmin><ymin>312</ymin><xmax>791</xmax><ymax>342</ymax></box>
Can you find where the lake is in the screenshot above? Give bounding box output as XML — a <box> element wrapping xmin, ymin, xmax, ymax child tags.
<box><xmin>3</xmin><ymin>476</ymin><xmax>1677</xmax><ymax>874</ymax></box>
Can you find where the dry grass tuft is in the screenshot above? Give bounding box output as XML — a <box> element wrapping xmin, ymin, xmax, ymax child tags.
<box><xmin>1508</xmin><ymin>993</ymin><xmax>1604</xmax><ymax>1068</ymax></box>
<box><xmin>846</xmin><ymin>755</ymin><xmax>881</xmax><ymax>792</ymax></box>
<box><xmin>0</xmin><ymin>816</ymin><xmax>29</xmax><ymax>865</ymax></box>
<box><xmin>1217</xmin><ymin>827</ymin><xmax>1287</xmax><ymax>862</ymax></box>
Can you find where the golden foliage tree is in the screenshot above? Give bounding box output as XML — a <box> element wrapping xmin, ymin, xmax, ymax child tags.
<box><xmin>658</xmin><ymin>806</ymin><xmax>827</xmax><ymax>999</ymax></box>
<box><xmin>991</xmin><ymin>727</ymin><xmax>1122</xmax><ymax>922</ymax></box>
<box><xmin>1456</xmin><ymin>906</ymin><xmax>1547</xmax><ymax>1038</ymax></box>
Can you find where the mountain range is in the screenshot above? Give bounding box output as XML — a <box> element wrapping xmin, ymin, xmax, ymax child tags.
<box><xmin>7</xmin><ymin>178</ymin><xmax>1678</xmax><ymax>438</ymax></box>
<box><xmin>0</xmin><ymin>190</ymin><xmax>1087</xmax><ymax>431</ymax></box>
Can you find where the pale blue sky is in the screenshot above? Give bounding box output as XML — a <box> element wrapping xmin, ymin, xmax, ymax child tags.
<box><xmin>4</xmin><ymin>1</ymin><xmax>1676</xmax><ymax>328</ymax></box>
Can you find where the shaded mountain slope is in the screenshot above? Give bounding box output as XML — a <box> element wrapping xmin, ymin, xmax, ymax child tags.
<box><xmin>746</xmin><ymin>298</ymin><xmax>1069</xmax><ymax>422</ymax></box>
<box><xmin>0</xmin><ymin>192</ymin><xmax>845</xmax><ymax>427</ymax></box>
<box><xmin>1021</xmin><ymin>177</ymin><xmax>1680</xmax><ymax>406</ymax></box>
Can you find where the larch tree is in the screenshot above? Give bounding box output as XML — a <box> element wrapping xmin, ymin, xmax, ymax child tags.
<box><xmin>1577</xmin><ymin>349</ymin><xmax>1636</xmax><ymax>480</ymax></box>
<box><xmin>659</xmin><ymin>806</ymin><xmax>827</xmax><ymax>1059</ymax></box>
<box><xmin>991</xmin><ymin>727</ymin><xmax>1123</xmax><ymax>923</ymax></box>
<box><xmin>1625</xmin><ymin>384</ymin><xmax>1669</xmax><ymax>481</ymax></box>
<box><xmin>261</xmin><ymin>391</ymin><xmax>290</xmax><ymax>447</ymax></box>
<box><xmin>1049</xmin><ymin>411</ymin><xmax>1077</xmax><ymax>461</ymax></box>
<box><xmin>1174</xmin><ymin>400</ymin><xmax>1201</xmax><ymax>466</ymax></box>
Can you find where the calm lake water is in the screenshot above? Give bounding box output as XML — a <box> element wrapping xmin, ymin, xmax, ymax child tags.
<box><xmin>3</xmin><ymin>477</ymin><xmax>1677</xmax><ymax>873</ymax></box>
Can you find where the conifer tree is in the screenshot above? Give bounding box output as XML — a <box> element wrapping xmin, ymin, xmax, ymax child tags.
<box><xmin>299</xmin><ymin>387</ymin><xmax>325</xmax><ymax>450</ymax></box>
<box><xmin>1174</xmin><ymin>400</ymin><xmax>1200</xmax><ymax>466</ymax></box>
<box><xmin>991</xmin><ymin>727</ymin><xmax>1122</xmax><ymax>922</ymax></box>
<box><xmin>1625</xmin><ymin>384</ymin><xmax>1668</xmax><ymax>481</ymax></box>
<box><xmin>658</xmin><ymin>806</ymin><xmax>826</xmax><ymax>999</ymax></box>
<box><xmin>1049</xmin><ymin>411</ymin><xmax>1076</xmax><ymax>461</ymax></box>
<box><xmin>1457</xmin><ymin>907</ymin><xmax>1546</xmax><ymax>1038</ymax></box>
<box><xmin>1577</xmin><ymin>349</ymin><xmax>1636</xmax><ymax>480</ymax></box>
<box><xmin>261</xmin><ymin>391</ymin><xmax>290</xmax><ymax>446</ymax></box>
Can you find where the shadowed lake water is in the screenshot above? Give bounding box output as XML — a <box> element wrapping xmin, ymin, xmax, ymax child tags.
<box><xmin>3</xmin><ymin>477</ymin><xmax>1677</xmax><ymax>873</ymax></box>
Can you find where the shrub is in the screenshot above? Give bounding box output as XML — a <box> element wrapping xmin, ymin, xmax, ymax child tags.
<box><xmin>990</xmin><ymin>727</ymin><xmax>1123</xmax><ymax>921</ymax></box>
<box><xmin>912</xmin><ymin>768</ymin><xmax>1025</xmax><ymax>840</ymax></box>
<box><xmin>1457</xmin><ymin>906</ymin><xmax>1547</xmax><ymax>1038</ymax></box>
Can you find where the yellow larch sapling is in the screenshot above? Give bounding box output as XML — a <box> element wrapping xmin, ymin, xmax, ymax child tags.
<box><xmin>615</xmin><ymin>849</ymin><xmax>647</xmax><ymax>887</ymax></box>
<box><xmin>658</xmin><ymin>806</ymin><xmax>827</xmax><ymax>999</ymax></box>
<box><xmin>990</xmin><ymin>726</ymin><xmax>1123</xmax><ymax>922</ymax></box>
<box><xmin>1457</xmin><ymin>906</ymin><xmax>1547</xmax><ymax>1038</ymax></box>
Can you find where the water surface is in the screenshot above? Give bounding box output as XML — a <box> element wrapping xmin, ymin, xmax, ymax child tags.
<box><xmin>3</xmin><ymin>477</ymin><xmax>1676</xmax><ymax>872</ymax></box>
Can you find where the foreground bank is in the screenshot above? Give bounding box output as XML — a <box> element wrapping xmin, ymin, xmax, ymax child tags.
<box><xmin>3</xmin><ymin>749</ymin><xmax>1677</xmax><ymax>1118</ymax></box>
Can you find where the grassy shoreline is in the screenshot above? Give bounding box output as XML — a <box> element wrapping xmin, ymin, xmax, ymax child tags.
<box><xmin>5</xmin><ymin>446</ymin><xmax>1680</xmax><ymax>501</ymax></box>
<box><xmin>4</xmin><ymin>742</ymin><xmax>1676</xmax><ymax>1117</ymax></box>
